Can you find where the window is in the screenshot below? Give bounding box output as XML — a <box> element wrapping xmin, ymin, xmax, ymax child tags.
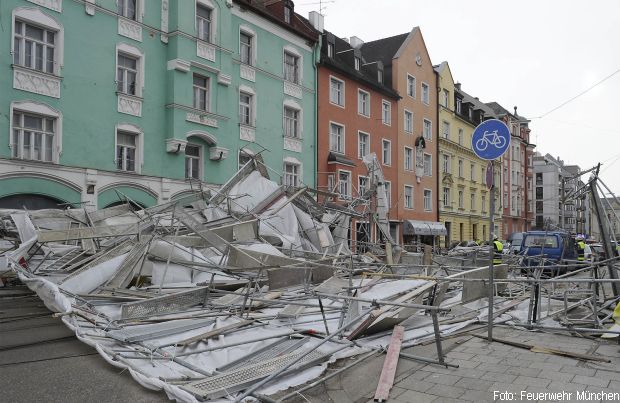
<box><xmin>358</xmin><ymin>131</ymin><xmax>369</xmax><ymax>158</ymax></box>
<box><xmin>458</xmin><ymin>190</ymin><xmax>464</xmax><ymax>208</ymax></box>
<box><xmin>358</xmin><ymin>90</ymin><xmax>369</xmax><ymax>116</ymax></box>
<box><xmin>481</xmin><ymin>167</ymin><xmax>486</xmax><ymax>185</ymax></box>
<box><xmin>404</xmin><ymin>147</ymin><xmax>413</xmax><ymax>171</ymax></box>
<box><xmin>470</xmin><ymin>163</ymin><xmax>476</xmax><ymax>182</ymax></box>
<box><xmin>330</xmin><ymin>77</ymin><xmax>344</xmax><ymax>106</ymax></box>
<box><xmin>382</xmin><ymin>101</ymin><xmax>391</xmax><ymax>125</ymax></box>
<box><xmin>11</xmin><ymin>111</ymin><xmax>55</xmax><ymax>162</ymax></box>
<box><xmin>239</xmin><ymin>92</ymin><xmax>252</xmax><ymax>125</ymax></box>
<box><xmin>284</xmin><ymin>5</ymin><xmax>291</xmax><ymax>23</ymax></box>
<box><xmin>470</xmin><ymin>193</ymin><xmax>476</xmax><ymax>210</ymax></box>
<box><xmin>13</xmin><ymin>21</ymin><xmax>57</xmax><ymax>74</ymax></box>
<box><xmin>442</xmin><ymin>89</ymin><xmax>449</xmax><ymax>108</ymax></box>
<box><xmin>423</xmin><ymin>154</ymin><xmax>432</xmax><ymax>176</ymax></box>
<box><xmin>404</xmin><ymin>110</ymin><xmax>413</xmax><ymax>133</ymax></box>
<box><xmin>327</xmin><ymin>42</ymin><xmax>334</xmax><ymax>58</ymax></box>
<box><xmin>423</xmin><ymin>119</ymin><xmax>432</xmax><ymax>140</ymax></box>
<box><xmin>421</xmin><ymin>82</ymin><xmax>430</xmax><ymax>105</ymax></box>
<box><xmin>458</xmin><ymin>159</ymin><xmax>464</xmax><ymax>177</ymax></box>
<box><xmin>338</xmin><ymin>171</ymin><xmax>351</xmax><ymax>200</ymax></box>
<box><xmin>118</xmin><ymin>0</ymin><xmax>137</xmax><ymax>20</ymax></box>
<box><xmin>384</xmin><ymin>181</ymin><xmax>391</xmax><ymax>207</ymax></box>
<box><xmin>358</xmin><ymin>176</ymin><xmax>369</xmax><ymax>197</ymax></box>
<box><xmin>196</xmin><ymin>4</ymin><xmax>212</xmax><ymax>42</ymax></box>
<box><xmin>240</xmin><ymin>31</ymin><xmax>252</xmax><ymax>65</ymax></box>
<box><xmin>284</xmin><ymin>163</ymin><xmax>300</xmax><ymax>187</ymax></box>
<box><xmin>377</xmin><ymin>69</ymin><xmax>383</xmax><ymax>83</ymax></box>
<box><xmin>424</xmin><ymin>189</ymin><xmax>432</xmax><ymax>211</ymax></box>
<box><xmin>329</xmin><ymin>122</ymin><xmax>344</xmax><ymax>153</ymax></box>
<box><xmin>284</xmin><ymin>52</ymin><xmax>300</xmax><ymax>84</ymax></box>
<box><xmin>193</xmin><ymin>74</ymin><xmax>209</xmax><ymax>111</ymax></box>
<box><xmin>456</xmin><ymin>97</ymin><xmax>462</xmax><ymax>114</ymax></box>
<box><xmin>284</xmin><ymin>106</ymin><xmax>300</xmax><ymax>138</ymax></box>
<box><xmin>443</xmin><ymin>187</ymin><xmax>451</xmax><ymax>207</ymax></box>
<box><xmin>354</xmin><ymin>56</ymin><xmax>361</xmax><ymax>71</ymax></box>
<box><xmin>482</xmin><ymin>195</ymin><xmax>487</xmax><ymax>212</ymax></box>
<box><xmin>117</xmin><ymin>54</ymin><xmax>138</xmax><ymax>95</ymax></box>
<box><xmin>382</xmin><ymin>139</ymin><xmax>391</xmax><ymax>165</ymax></box>
<box><xmin>442</xmin><ymin>121</ymin><xmax>450</xmax><ymax>139</ymax></box>
<box><xmin>116</xmin><ymin>131</ymin><xmax>137</xmax><ymax>172</ymax></box>
<box><xmin>326</xmin><ymin>174</ymin><xmax>335</xmax><ymax>192</ymax></box>
<box><xmin>442</xmin><ymin>154</ymin><xmax>451</xmax><ymax>173</ymax></box>
<box><xmin>407</xmin><ymin>75</ymin><xmax>416</xmax><ymax>98</ymax></box>
<box><xmin>185</xmin><ymin>144</ymin><xmax>201</xmax><ymax>180</ymax></box>
<box><xmin>458</xmin><ymin>128</ymin><xmax>463</xmax><ymax>145</ymax></box>
<box><xmin>404</xmin><ymin>186</ymin><xmax>413</xmax><ymax>209</ymax></box>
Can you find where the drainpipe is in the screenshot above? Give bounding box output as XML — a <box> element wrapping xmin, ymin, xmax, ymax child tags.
<box><xmin>435</xmin><ymin>70</ymin><xmax>441</xmax><ymax>243</ymax></box>
<box><xmin>313</xmin><ymin>40</ymin><xmax>319</xmax><ymax>190</ymax></box>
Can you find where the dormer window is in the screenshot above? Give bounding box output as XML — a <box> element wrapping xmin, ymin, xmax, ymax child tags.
<box><xmin>468</xmin><ymin>107</ymin><xmax>473</xmax><ymax>120</ymax></box>
<box><xmin>378</xmin><ymin>69</ymin><xmax>383</xmax><ymax>83</ymax></box>
<box><xmin>327</xmin><ymin>42</ymin><xmax>334</xmax><ymax>57</ymax></box>
<box><xmin>354</xmin><ymin>56</ymin><xmax>360</xmax><ymax>71</ymax></box>
<box><xmin>284</xmin><ymin>6</ymin><xmax>291</xmax><ymax>23</ymax></box>
<box><xmin>456</xmin><ymin>97</ymin><xmax>462</xmax><ymax>114</ymax></box>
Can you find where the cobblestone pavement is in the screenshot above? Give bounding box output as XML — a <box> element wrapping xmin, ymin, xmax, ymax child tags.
<box><xmin>276</xmin><ymin>326</ymin><xmax>620</xmax><ymax>403</ymax></box>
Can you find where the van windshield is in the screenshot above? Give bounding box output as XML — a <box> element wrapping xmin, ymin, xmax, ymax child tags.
<box><xmin>523</xmin><ymin>235</ymin><xmax>558</xmax><ymax>248</ymax></box>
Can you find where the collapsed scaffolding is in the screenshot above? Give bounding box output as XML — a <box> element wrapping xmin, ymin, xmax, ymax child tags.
<box><xmin>1</xmin><ymin>156</ymin><xmax>619</xmax><ymax>403</ymax></box>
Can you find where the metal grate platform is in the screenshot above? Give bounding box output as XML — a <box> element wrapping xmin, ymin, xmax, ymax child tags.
<box><xmin>181</xmin><ymin>348</ymin><xmax>327</xmax><ymax>400</ymax></box>
<box><xmin>120</xmin><ymin>287</ymin><xmax>209</xmax><ymax>319</ymax></box>
<box><xmin>217</xmin><ymin>337</ymin><xmax>307</xmax><ymax>372</ymax></box>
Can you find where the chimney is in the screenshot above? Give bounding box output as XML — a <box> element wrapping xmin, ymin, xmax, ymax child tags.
<box><xmin>349</xmin><ymin>36</ymin><xmax>364</xmax><ymax>49</ymax></box>
<box><xmin>308</xmin><ymin>11</ymin><xmax>324</xmax><ymax>32</ymax></box>
<box><xmin>455</xmin><ymin>82</ymin><xmax>461</xmax><ymax>90</ymax></box>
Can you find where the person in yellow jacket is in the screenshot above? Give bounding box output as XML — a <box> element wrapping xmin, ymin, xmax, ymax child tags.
<box><xmin>492</xmin><ymin>235</ymin><xmax>503</xmax><ymax>265</ymax></box>
<box><xmin>576</xmin><ymin>236</ymin><xmax>586</xmax><ymax>262</ymax></box>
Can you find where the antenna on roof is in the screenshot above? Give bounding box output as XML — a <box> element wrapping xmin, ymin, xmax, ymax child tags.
<box><xmin>299</xmin><ymin>0</ymin><xmax>335</xmax><ymax>13</ymax></box>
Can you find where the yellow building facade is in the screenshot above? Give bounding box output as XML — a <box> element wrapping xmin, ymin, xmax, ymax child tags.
<box><xmin>435</xmin><ymin>62</ymin><xmax>502</xmax><ymax>247</ymax></box>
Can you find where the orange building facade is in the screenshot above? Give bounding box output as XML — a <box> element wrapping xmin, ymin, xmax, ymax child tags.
<box><xmin>316</xmin><ymin>32</ymin><xmax>400</xmax><ymax>249</ymax></box>
<box><xmin>362</xmin><ymin>28</ymin><xmax>442</xmax><ymax>245</ymax></box>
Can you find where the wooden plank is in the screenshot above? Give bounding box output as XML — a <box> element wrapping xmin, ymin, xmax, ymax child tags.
<box><xmin>374</xmin><ymin>325</ymin><xmax>405</xmax><ymax>402</ymax></box>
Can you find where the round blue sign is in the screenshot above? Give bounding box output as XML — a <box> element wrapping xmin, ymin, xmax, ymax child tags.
<box><xmin>471</xmin><ymin>119</ymin><xmax>510</xmax><ymax>160</ymax></box>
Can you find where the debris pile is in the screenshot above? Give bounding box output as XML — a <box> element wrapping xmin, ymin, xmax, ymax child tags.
<box><xmin>1</xmin><ymin>158</ymin><xmax>619</xmax><ymax>402</ymax></box>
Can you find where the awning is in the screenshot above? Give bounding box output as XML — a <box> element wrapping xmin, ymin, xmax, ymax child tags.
<box><xmin>403</xmin><ymin>220</ymin><xmax>447</xmax><ymax>236</ymax></box>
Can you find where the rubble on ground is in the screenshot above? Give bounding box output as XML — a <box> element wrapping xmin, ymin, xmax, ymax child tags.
<box><xmin>1</xmin><ymin>158</ymin><xmax>619</xmax><ymax>402</ymax></box>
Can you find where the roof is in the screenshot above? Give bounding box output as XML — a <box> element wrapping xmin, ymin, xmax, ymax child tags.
<box><xmin>233</xmin><ymin>0</ymin><xmax>319</xmax><ymax>43</ymax></box>
<box><xmin>459</xmin><ymin>89</ymin><xmax>497</xmax><ymax>117</ymax></box>
<box><xmin>320</xmin><ymin>31</ymin><xmax>400</xmax><ymax>99</ymax></box>
<box><xmin>360</xmin><ymin>32</ymin><xmax>410</xmax><ymax>66</ymax></box>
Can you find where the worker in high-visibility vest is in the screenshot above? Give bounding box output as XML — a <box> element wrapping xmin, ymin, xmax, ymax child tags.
<box><xmin>492</xmin><ymin>235</ymin><xmax>503</xmax><ymax>265</ymax></box>
<box><xmin>576</xmin><ymin>235</ymin><xmax>586</xmax><ymax>262</ymax></box>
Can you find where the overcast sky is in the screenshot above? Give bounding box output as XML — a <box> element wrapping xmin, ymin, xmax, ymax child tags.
<box><xmin>295</xmin><ymin>0</ymin><xmax>620</xmax><ymax>195</ymax></box>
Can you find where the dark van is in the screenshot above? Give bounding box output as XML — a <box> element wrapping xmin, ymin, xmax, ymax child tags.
<box><xmin>520</xmin><ymin>231</ymin><xmax>576</xmax><ymax>270</ymax></box>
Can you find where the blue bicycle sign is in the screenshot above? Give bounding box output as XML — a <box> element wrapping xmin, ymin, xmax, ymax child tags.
<box><xmin>471</xmin><ymin>119</ymin><xmax>510</xmax><ymax>160</ymax></box>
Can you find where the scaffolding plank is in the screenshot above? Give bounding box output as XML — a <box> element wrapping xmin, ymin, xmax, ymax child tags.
<box><xmin>37</xmin><ymin>223</ymin><xmax>140</xmax><ymax>242</ymax></box>
<box><xmin>120</xmin><ymin>287</ymin><xmax>209</xmax><ymax>319</ymax></box>
<box><xmin>181</xmin><ymin>347</ymin><xmax>327</xmax><ymax>400</ymax></box>
<box><xmin>59</xmin><ymin>239</ymin><xmax>135</xmax><ymax>284</ymax></box>
<box><xmin>104</xmin><ymin>238</ymin><xmax>150</xmax><ymax>289</ymax></box>
<box><xmin>374</xmin><ymin>325</ymin><xmax>404</xmax><ymax>402</ymax></box>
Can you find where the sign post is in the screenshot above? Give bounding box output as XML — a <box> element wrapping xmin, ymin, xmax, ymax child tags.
<box><xmin>471</xmin><ymin>119</ymin><xmax>510</xmax><ymax>342</ymax></box>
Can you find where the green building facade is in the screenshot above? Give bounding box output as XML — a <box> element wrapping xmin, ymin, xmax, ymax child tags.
<box><xmin>0</xmin><ymin>0</ymin><xmax>321</xmax><ymax>209</ymax></box>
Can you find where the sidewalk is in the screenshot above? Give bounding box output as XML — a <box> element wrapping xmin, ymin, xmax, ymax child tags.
<box><xmin>274</xmin><ymin>326</ymin><xmax>620</xmax><ymax>403</ymax></box>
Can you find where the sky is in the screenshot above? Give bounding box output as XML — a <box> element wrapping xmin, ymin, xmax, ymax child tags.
<box><xmin>294</xmin><ymin>0</ymin><xmax>620</xmax><ymax>195</ymax></box>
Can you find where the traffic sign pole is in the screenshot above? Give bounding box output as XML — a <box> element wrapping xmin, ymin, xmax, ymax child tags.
<box><xmin>487</xmin><ymin>166</ymin><xmax>495</xmax><ymax>342</ymax></box>
<box><xmin>471</xmin><ymin>120</ymin><xmax>510</xmax><ymax>343</ymax></box>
